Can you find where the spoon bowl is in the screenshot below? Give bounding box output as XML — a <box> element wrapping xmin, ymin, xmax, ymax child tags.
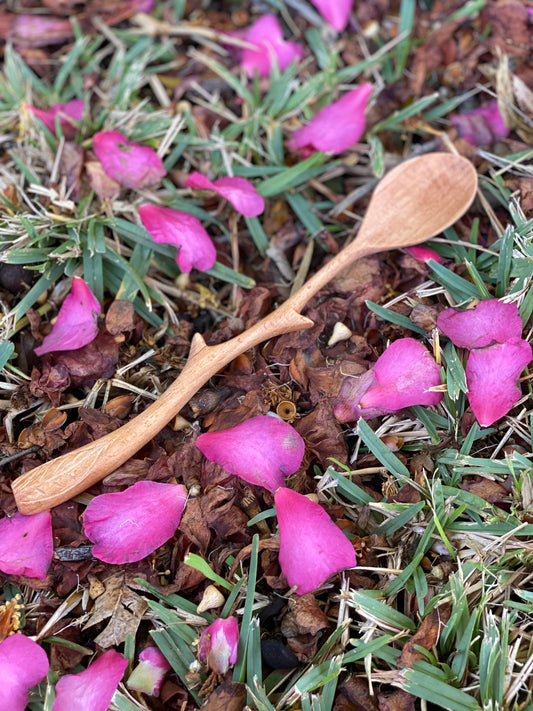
<box><xmin>13</xmin><ymin>152</ymin><xmax>477</xmax><ymax>514</ymax></box>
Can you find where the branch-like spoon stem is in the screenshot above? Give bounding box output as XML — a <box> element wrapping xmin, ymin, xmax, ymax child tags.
<box><xmin>12</xmin><ymin>153</ymin><xmax>477</xmax><ymax>514</ymax></box>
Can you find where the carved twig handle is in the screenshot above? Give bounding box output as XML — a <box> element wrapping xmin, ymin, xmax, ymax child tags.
<box><xmin>12</xmin><ymin>306</ymin><xmax>313</xmax><ymax>513</ymax></box>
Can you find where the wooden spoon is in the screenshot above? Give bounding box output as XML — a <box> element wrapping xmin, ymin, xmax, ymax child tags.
<box><xmin>13</xmin><ymin>152</ymin><xmax>477</xmax><ymax>514</ymax></box>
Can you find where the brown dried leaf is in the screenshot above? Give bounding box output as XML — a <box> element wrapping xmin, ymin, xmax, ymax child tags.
<box><xmin>399</xmin><ymin>604</ymin><xmax>452</xmax><ymax>667</ymax></box>
<box><xmin>83</xmin><ymin>571</ymin><xmax>148</xmax><ymax>648</ymax></box>
<box><xmin>85</xmin><ymin>160</ymin><xmax>121</xmax><ymax>199</ymax></box>
<box><xmin>201</xmin><ymin>679</ymin><xmax>247</xmax><ymax>711</ymax></box>
<box><xmin>105</xmin><ymin>300</ymin><xmax>136</xmax><ymax>335</ymax></box>
<box><xmin>282</xmin><ymin>594</ymin><xmax>329</xmax><ymax>637</ymax></box>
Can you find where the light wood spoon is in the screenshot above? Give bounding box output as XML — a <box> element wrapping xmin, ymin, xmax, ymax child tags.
<box><xmin>13</xmin><ymin>152</ymin><xmax>477</xmax><ymax>514</ymax></box>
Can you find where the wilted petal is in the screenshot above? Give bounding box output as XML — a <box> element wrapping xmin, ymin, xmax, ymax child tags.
<box><xmin>93</xmin><ymin>131</ymin><xmax>166</xmax><ymax>190</ymax></box>
<box><xmin>287</xmin><ymin>83</ymin><xmax>372</xmax><ymax>155</ymax></box>
<box><xmin>309</xmin><ymin>0</ymin><xmax>353</xmax><ymax>31</ymax></box>
<box><xmin>196</xmin><ymin>414</ymin><xmax>305</xmax><ymax>492</ymax></box>
<box><xmin>0</xmin><ymin>635</ymin><xmax>49</xmax><ymax>711</ymax></box>
<box><xmin>450</xmin><ymin>101</ymin><xmax>509</xmax><ymax>146</ymax></box>
<box><xmin>333</xmin><ymin>369</ymin><xmax>383</xmax><ymax>422</ymax></box>
<box><xmin>27</xmin><ymin>99</ymin><xmax>84</xmax><ymax>139</ymax></box>
<box><xmin>83</xmin><ymin>481</ymin><xmax>188</xmax><ymax>564</ymax></box>
<box><xmin>334</xmin><ymin>338</ymin><xmax>442</xmax><ymax>422</ymax></box>
<box><xmin>275</xmin><ymin>487</ymin><xmax>356</xmax><ymax>595</ymax></box>
<box><xmin>11</xmin><ymin>15</ymin><xmax>75</xmax><ymax>47</ymax></box>
<box><xmin>405</xmin><ymin>245</ymin><xmax>443</xmax><ymax>264</ymax></box>
<box><xmin>437</xmin><ymin>299</ymin><xmax>523</xmax><ymax>349</ymax></box>
<box><xmin>466</xmin><ymin>338</ymin><xmax>532</xmax><ymax>426</ymax></box>
<box><xmin>139</xmin><ymin>203</ymin><xmax>216</xmax><ymax>273</ymax></box>
<box><xmin>242</xmin><ymin>15</ymin><xmax>304</xmax><ymax>77</ymax></box>
<box><xmin>185</xmin><ymin>172</ymin><xmax>265</xmax><ymax>217</ymax></box>
<box><xmin>0</xmin><ymin>512</ymin><xmax>53</xmax><ymax>580</ymax></box>
<box><xmin>35</xmin><ymin>277</ymin><xmax>100</xmax><ymax>356</ymax></box>
<box><xmin>127</xmin><ymin>647</ymin><xmax>171</xmax><ymax>697</ymax></box>
<box><xmin>52</xmin><ymin>649</ymin><xmax>127</xmax><ymax>711</ymax></box>
<box><xmin>198</xmin><ymin>617</ymin><xmax>239</xmax><ymax>675</ymax></box>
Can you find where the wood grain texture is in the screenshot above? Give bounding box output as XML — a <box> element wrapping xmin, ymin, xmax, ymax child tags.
<box><xmin>12</xmin><ymin>153</ymin><xmax>477</xmax><ymax>514</ymax></box>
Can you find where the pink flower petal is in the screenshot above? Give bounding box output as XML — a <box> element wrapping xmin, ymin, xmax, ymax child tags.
<box><xmin>138</xmin><ymin>203</ymin><xmax>217</xmax><ymax>273</ymax></box>
<box><xmin>185</xmin><ymin>172</ymin><xmax>265</xmax><ymax>217</ymax></box>
<box><xmin>52</xmin><ymin>649</ymin><xmax>128</xmax><ymax>711</ymax></box>
<box><xmin>405</xmin><ymin>245</ymin><xmax>443</xmax><ymax>264</ymax></box>
<box><xmin>334</xmin><ymin>338</ymin><xmax>442</xmax><ymax>422</ymax></box>
<box><xmin>83</xmin><ymin>481</ymin><xmax>188</xmax><ymax>564</ymax></box>
<box><xmin>27</xmin><ymin>99</ymin><xmax>84</xmax><ymax>139</ymax></box>
<box><xmin>198</xmin><ymin>617</ymin><xmax>239</xmax><ymax>675</ymax></box>
<box><xmin>450</xmin><ymin>101</ymin><xmax>509</xmax><ymax>146</ymax></box>
<box><xmin>275</xmin><ymin>487</ymin><xmax>356</xmax><ymax>595</ymax></box>
<box><xmin>437</xmin><ymin>299</ymin><xmax>523</xmax><ymax>349</ymax></box>
<box><xmin>466</xmin><ymin>338</ymin><xmax>532</xmax><ymax>426</ymax></box>
<box><xmin>242</xmin><ymin>15</ymin><xmax>304</xmax><ymax>77</ymax></box>
<box><xmin>34</xmin><ymin>277</ymin><xmax>100</xmax><ymax>356</ymax></box>
<box><xmin>0</xmin><ymin>512</ymin><xmax>53</xmax><ymax>580</ymax></box>
<box><xmin>308</xmin><ymin>0</ymin><xmax>353</xmax><ymax>31</ymax></box>
<box><xmin>0</xmin><ymin>634</ymin><xmax>49</xmax><ymax>711</ymax></box>
<box><xmin>196</xmin><ymin>415</ymin><xmax>305</xmax><ymax>492</ymax></box>
<box><xmin>126</xmin><ymin>647</ymin><xmax>171</xmax><ymax>697</ymax></box>
<box><xmin>287</xmin><ymin>83</ymin><xmax>372</xmax><ymax>155</ymax></box>
<box><xmin>92</xmin><ymin>131</ymin><xmax>166</xmax><ymax>190</ymax></box>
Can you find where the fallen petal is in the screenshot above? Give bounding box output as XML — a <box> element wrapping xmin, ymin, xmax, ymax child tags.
<box><xmin>83</xmin><ymin>481</ymin><xmax>188</xmax><ymax>564</ymax></box>
<box><xmin>52</xmin><ymin>649</ymin><xmax>128</xmax><ymax>711</ymax></box>
<box><xmin>198</xmin><ymin>617</ymin><xmax>239</xmax><ymax>675</ymax></box>
<box><xmin>27</xmin><ymin>99</ymin><xmax>84</xmax><ymax>139</ymax></box>
<box><xmin>0</xmin><ymin>512</ymin><xmax>53</xmax><ymax>580</ymax></box>
<box><xmin>35</xmin><ymin>277</ymin><xmax>100</xmax><ymax>356</ymax></box>
<box><xmin>127</xmin><ymin>647</ymin><xmax>171</xmax><ymax>697</ymax></box>
<box><xmin>437</xmin><ymin>299</ymin><xmax>523</xmax><ymax>349</ymax></box>
<box><xmin>450</xmin><ymin>101</ymin><xmax>509</xmax><ymax>146</ymax></box>
<box><xmin>275</xmin><ymin>487</ymin><xmax>356</xmax><ymax>595</ymax></box>
<box><xmin>0</xmin><ymin>634</ymin><xmax>49</xmax><ymax>711</ymax></box>
<box><xmin>287</xmin><ymin>83</ymin><xmax>372</xmax><ymax>155</ymax></box>
<box><xmin>466</xmin><ymin>338</ymin><xmax>532</xmax><ymax>426</ymax></box>
<box><xmin>139</xmin><ymin>203</ymin><xmax>217</xmax><ymax>273</ymax></box>
<box><xmin>93</xmin><ymin>131</ymin><xmax>166</xmax><ymax>190</ymax></box>
<box><xmin>242</xmin><ymin>15</ymin><xmax>304</xmax><ymax>77</ymax></box>
<box><xmin>334</xmin><ymin>338</ymin><xmax>442</xmax><ymax>422</ymax></box>
<box><xmin>308</xmin><ymin>0</ymin><xmax>353</xmax><ymax>31</ymax></box>
<box><xmin>185</xmin><ymin>172</ymin><xmax>265</xmax><ymax>217</ymax></box>
<box><xmin>196</xmin><ymin>414</ymin><xmax>305</xmax><ymax>492</ymax></box>
<box><xmin>333</xmin><ymin>368</ymin><xmax>384</xmax><ymax>422</ymax></box>
<box><xmin>405</xmin><ymin>245</ymin><xmax>443</xmax><ymax>264</ymax></box>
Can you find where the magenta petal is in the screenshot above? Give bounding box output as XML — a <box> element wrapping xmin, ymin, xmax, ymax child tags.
<box><xmin>196</xmin><ymin>415</ymin><xmax>305</xmax><ymax>492</ymax></box>
<box><xmin>309</xmin><ymin>0</ymin><xmax>353</xmax><ymax>31</ymax></box>
<box><xmin>127</xmin><ymin>647</ymin><xmax>171</xmax><ymax>697</ymax></box>
<box><xmin>0</xmin><ymin>634</ymin><xmax>49</xmax><ymax>711</ymax></box>
<box><xmin>450</xmin><ymin>101</ymin><xmax>509</xmax><ymax>146</ymax></box>
<box><xmin>275</xmin><ymin>487</ymin><xmax>356</xmax><ymax>595</ymax></box>
<box><xmin>334</xmin><ymin>338</ymin><xmax>442</xmax><ymax>421</ymax></box>
<box><xmin>361</xmin><ymin>338</ymin><xmax>442</xmax><ymax>411</ymax></box>
<box><xmin>52</xmin><ymin>649</ymin><xmax>127</xmax><ymax>711</ymax></box>
<box><xmin>465</xmin><ymin>338</ymin><xmax>532</xmax><ymax>426</ymax></box>
<box><xmin>241</xmin><ymin>15</ymin><xmax>304</xmax><ymax>77</ymax></box>
<box><xmin>287</xmin><ymin>83</ymin><xmax>372</xmax><ymax>155</ymax></box>
<box><xmin>0</xmin><ymin>511</ymin><xmax>53</xmax><ymax>580</ymax></box>
<box><xmin>139</xmin><ymin>203</ymin><xmax>216</xmax><ymax>273</ymax></box>
<box><xmin>437</xmin><ymin>299</ymin><xmax>523</xmax><ymax>349</ymax></box>
<box><xmin>34</xmin><ymin>278</ymin><xmax>100</xmax><ymax>356</ymax></box>
<box><xmin>27</xmin><ymin>99</ymin><xmax>84</xmax><ymax>139</ymax></box>
<box><xmin>83</xmin><ymin>481</ymin><xmax>188</xmax><ymax>564</ymax></box>
<box><xmin>198</xmin><ymin>617</ymin><xmax>239</xmax><ymax>675</ymax></box>
<box><xmin>405</xmin><ymin>245</ymin><xmax>443</xmax><ymax>264</ymax></box>
<box><xmin>186</xmin><ymin>172</ymin><xmax>265</xmax><ymax>217</ymax></box>
<box><xmin>92</xmin><ymin>131</ymin><xmax>166</xmax><ymax>190</ymax></box>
